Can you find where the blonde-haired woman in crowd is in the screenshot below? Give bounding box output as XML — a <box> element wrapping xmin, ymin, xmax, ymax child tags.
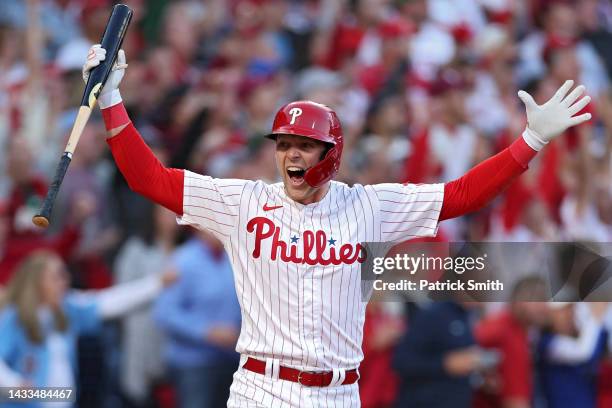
<box><xmin>0</xmin><ymin>250</ymin><xmax>175</xmax><ymax>407</ymax></box>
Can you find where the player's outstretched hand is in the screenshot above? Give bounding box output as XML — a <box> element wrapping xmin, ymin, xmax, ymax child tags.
<box><xmin>82</xmin><ymin>44</ymin><xmax>127</xmax><ymax>109</ymax></box>
<box><xmin>518</xmin><ymin>80</ymin><xmax>592</xmax><ymax>151</ymax></box>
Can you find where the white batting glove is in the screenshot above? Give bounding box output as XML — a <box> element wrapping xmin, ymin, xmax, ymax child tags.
<box><xmin>82</xmin><ymin>44</ymin><xmax>127</xmax><ymax>109</ymax></box>
<box><xmin>518</xmin><ymin>80</ymin><xmax>592</xmax><ymax>151</ymax></box>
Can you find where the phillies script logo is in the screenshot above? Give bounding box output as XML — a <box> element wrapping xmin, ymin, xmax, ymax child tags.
<box><xmin>247</xmin><ymin>217</ymin><xmax>367</xmax><ymax>265</ymax></box>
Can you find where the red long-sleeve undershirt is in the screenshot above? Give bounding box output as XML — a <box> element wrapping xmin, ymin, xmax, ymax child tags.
<box><xmin>106</xmin><ymin>122</ymin><xmax>184</xmax><ymax>215</ymax></box>
<box><xmin>104</xmin><ymin>104</ymin><xmax>536</xmax><ymax>222</ymax></box>
<box><xmin>439</xmin><ymin>136</ymin><xmax>535</xmax><ymax>220</ymax></box>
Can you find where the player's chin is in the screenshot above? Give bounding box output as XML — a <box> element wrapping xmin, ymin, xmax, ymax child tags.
<box><xmin>284</xmin><ymin>179</ymin><xmax>309</xmax><ymax>199</ymax></box>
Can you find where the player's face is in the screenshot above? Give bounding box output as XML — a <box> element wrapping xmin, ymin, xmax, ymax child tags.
<box><xmin>275</xmin><ymin>134</ymin><xmax>328</xmax><ymax>204</ymax></box>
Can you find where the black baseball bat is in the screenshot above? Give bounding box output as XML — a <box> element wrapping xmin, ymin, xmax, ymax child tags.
<box><xmin>33</xmin><ymin>4</ymin><xmax>132</xmax><ymax>228</ymax></box>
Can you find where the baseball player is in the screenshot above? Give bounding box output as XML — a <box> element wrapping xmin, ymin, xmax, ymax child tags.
<box><xmin>83</xmin><ymin>45</ymin><xmax>591</xmax><ymax>407</ymax></box>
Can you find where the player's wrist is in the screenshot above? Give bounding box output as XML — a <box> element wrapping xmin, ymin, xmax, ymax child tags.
<box><xmin>98</xmin><ymin>88</ymin><xmax>122</xmax><ymax>109</ymax></box>
<box><xmin>521</xmin><ymin>127</ymin><xmax>547</xmax><ymax>151</ymax></box>
<box><xmin>101</xmin><ymin>99</ymin><xmax>130</xmax><ymax>131</ymax></box>
<box><xmin>510</xmin><ymin>133</ymin><xmax>538</xmax><ymax>168</ymax></box>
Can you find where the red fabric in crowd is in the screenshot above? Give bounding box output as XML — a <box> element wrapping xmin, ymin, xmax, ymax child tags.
<box><xmin>0</xmin><ymin>227</ymin><xmax>80</xmax><ymax>285</ymax></box>
<box><xmin>493</xmin><ymin>131</ymin><xmax>535</xmax><ymax>231</ymax></box>
<box><xmin>0</xmin><ymin>177</ymin><xmax>81</xmax><ymax>284</ymax></box>
<box><xmin>598</xmin><ymin>359</ymin><xmax>612</xmax><ymax>408</ymax></box>
<box><xmin>359</xmin><ymin>305</ymin><xmax>402</xmax><ymax>408</ymax></box>
<box><xmin>73</xmin><ymin>256</ymin><xmax>113</xmax><ymax>289</ymax></box>
<box><xmin>7</xmin><ymin>177</ymin><xmax>47</xmax><ymax>236</ymax></box>
<box><xmin>537</xmin><ymin>141</ymin><xmax>565</xmax><ymax>223</ymax></box>
<box><xmin>358</xmin><ymin>64</ymin><xmax>390</xmax><ymax>96</ymax></box>
<box><xmin>474</xmin><ymin>310</ymin><xmax>532</xmax><ymax>407</ymax></box>
<box><xmin>403</xmin><ymin>128</ymin><xmax>441</xmax><ymax>184</ymax></box>
<box><xmin>320</xmin><ymin>22</ymin><xmax>366</xmax><ymax>69</ymax></box>
<box><xmin>500</xmin><ymin>178</ymin><xmax>534</xmax><ymax>231</ymax></box>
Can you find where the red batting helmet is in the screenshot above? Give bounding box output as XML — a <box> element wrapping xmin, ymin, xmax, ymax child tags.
<box><xmin>266</xmin><ymin>101</ymin><xmax>343</xmax><ymax>188</ymax></box>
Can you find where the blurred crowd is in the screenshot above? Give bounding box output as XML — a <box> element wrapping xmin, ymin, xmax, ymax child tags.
<box><xmin>1</xmin><ymin>0</ymin><xmax>612</xmax><ymax>407</ymax></box>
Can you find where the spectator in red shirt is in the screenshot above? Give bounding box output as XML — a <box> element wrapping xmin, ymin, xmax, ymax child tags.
<box><xmin>599</xmin><ymin>358</ymin><xmax>612</xmax><ymax>408</ymax></box>
<box><xmin>313</xmin><ymin>0</ymin><xmax>391</xmax><ymax>70</ymax></box>
<box><xmin>0</xmin><ymin>136</ymin><xmax>92</xmax><ymax>284</ymax></box>
<box><xmin>474</xmin><ymin>277</ymin><xmax>550</xmax><ymax>408</ymax></box>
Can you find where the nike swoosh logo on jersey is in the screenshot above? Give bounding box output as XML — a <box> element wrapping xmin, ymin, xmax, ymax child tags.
<box><xmin>263</xmin><ymin>204</ymin><xmax>283</xmax><ymax>211</ymax></box>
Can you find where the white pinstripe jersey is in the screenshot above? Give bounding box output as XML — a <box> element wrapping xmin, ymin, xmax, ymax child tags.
<box><xmin>178</xmin><ymin>170</ymin><xmax>444</xmax><ymax>370</ymax></box>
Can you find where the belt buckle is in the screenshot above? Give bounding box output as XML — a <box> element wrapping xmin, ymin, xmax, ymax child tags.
<box><xmin>297</xmin><ymin>370</ymin><xmax>317</xmax><ymax>387</ymax></box>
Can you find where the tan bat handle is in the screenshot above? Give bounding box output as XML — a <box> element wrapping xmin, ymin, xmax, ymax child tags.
<box><xmin>66</xmin><ymin>105</ymin><xmax>93</xmax><ymax>154</ymax></box>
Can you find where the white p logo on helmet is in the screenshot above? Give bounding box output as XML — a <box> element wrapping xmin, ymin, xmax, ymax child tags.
<box><xmin>289</xmin><ymin>107</ymin><xmax>303</xmax><ymax>125</ymax></box>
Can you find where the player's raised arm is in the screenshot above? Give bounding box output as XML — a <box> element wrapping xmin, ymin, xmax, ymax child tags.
<box><xmin>81</xmin><ymin>45</ymin><xmax>185</xmax><ymax>215</ymax></box>
<box><xmin>438</xmin><ymin>80</ymin><xmax>591</xmax><ymax>221</ymax></box>
<box><xmin>82</xmin><ymin>46</ymin><xmax>246</xmax><ymax>240</ymax></box>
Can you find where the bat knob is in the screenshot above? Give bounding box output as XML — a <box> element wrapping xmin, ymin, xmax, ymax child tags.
<box><xmin>32</xmin><ymin>215</ymin><xmax>50</xmax><ymax>229</ymax></box>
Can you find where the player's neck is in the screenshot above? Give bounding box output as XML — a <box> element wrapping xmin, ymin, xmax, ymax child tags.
<box><xmin>287</xmin><ymin>182</ymin><xmax>330</xmax><ymax>205</ymax></box>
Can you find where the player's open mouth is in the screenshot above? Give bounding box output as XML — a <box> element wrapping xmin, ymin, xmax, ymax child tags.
<box><xmin>287</xmin><ymin>166</ymin><xmax>306</xmax><ymax>186</ymax></box>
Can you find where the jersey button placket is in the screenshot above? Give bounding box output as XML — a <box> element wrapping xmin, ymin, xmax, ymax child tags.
<box><xmin>303</xmin><ymin>206</ymin><xmax>325</xmax><ymax>368</ymax></box>
<box><xmin>299</xmin><ymin>207</ymin><xmax>318</xmax><ymax>367</ymax></box>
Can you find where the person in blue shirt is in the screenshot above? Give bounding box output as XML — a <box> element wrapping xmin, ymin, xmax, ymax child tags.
<box><xmin>392</xmin><ymin>301</ymin><xmax>498</xmax><ymax>408</ymax></box>
<box><xmin>153</xmin><ymin>230</ymin><xmax>241</xmax><ymax>408</ymax></box>
<box><xmin>537</xmin><ymin>302</ymin><xmax>609</xmax><ymax>408</ymax></box>
<box><xmin>0</xmin><ymin>249</ymin><xmax>175</xmax><ymax>408</ymax></box>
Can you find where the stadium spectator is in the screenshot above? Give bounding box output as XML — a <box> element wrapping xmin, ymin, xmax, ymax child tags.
<box><xmin>153</xmin><ymin>230</ymin><xmax>241</xmax><ymax>408</ymax></box>
<box><xmin>537</xmin><ymin>302</ymin><xmax>609</xmax><ymax>408</ymax></box>
<box><xmin>50</xmin><ymin>121</ymin><xmax>120</xmax><ymax>290</ymax></box>
<box><xmin>55</xmin><ymin>0</ymin><xmax>113</xmax><ymax>82</ymax></box>
<box><xmin>0</xmin><ymin>137</ymin><xmax>94</xmax><ymax>284</ymax></box>
<box><xmin>114</xmin><ymin>203</ymin><xmax>181</xmax><ymax>406</ymax></box>
<box><xmin>355</xmin><ymin>93</ymin><xmax>410</xmax><ymax>185</ymax></box>
<box><xmin>404</xmin><ymin>68</ymin><xmax>480</xmax><ymax>185</ymax></box>
<box><xmin>474</xmin><ymin>277</ymin><xmax>550</xmax><ymax>408</ymax></box>
<box><xmin>577</xmin><ymin>0</ymin><xmax>612</xmax><ymax>79</ymax></box>
<box><xmin>518</xmin><ymin>1</ymin><xmax>609</xmax><ymax>93</ymax></box>
<box><xmin>392</xmin><ymin>301</ymin><xmax>496</xmax><ymax>408</ymax></box>
<box><xmin>0</xmin><ymin>250</ymin><xmax>175</xmax><ymax>404</ymax></box>
<box><xmin>404</xmin><ymin>67</ymin><xmax>481</xmax><ymax>240</ymax></box>
<box><xmin>359</xmin><ymin>300</ymin><xmax>405</xmax><ymax>408</ymax></box>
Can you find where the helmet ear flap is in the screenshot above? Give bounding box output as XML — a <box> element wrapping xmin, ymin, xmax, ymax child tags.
<box><xmin>319</xmin><ymin>143</ymin><xmax>333</xmax><ymax>161</ymax></box>
<box><xmin>304</xmin><ymin>144</ymin><xmax>341</xmax><ymax>188</ymax></box>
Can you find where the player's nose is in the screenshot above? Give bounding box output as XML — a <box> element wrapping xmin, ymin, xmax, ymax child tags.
<box><xmin>287</xmin><ymin>146</ymin><xmax>302</xmax><ymax>160</ymax></box>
